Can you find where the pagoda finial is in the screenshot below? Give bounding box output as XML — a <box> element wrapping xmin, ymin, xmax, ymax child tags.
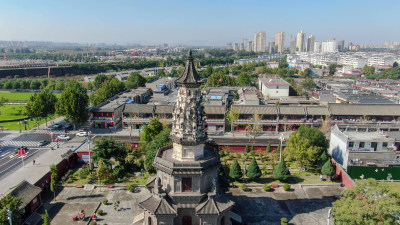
<box><xmin>188</xmin><ymin>49</ymin><xmax>193</xmax><ymax>58</ymax></box>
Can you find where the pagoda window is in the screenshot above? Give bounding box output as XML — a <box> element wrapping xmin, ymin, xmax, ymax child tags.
<box><xmin>182</xmin><ymin>177</ymin><xmax>192</xmax><ymax>192</ymax></box>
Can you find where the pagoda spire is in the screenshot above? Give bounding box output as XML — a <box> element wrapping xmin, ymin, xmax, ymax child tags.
<box><xmin>175</xmin><ymin>49</ymin><xmax>203</xmax><ymax>88</ymax></box>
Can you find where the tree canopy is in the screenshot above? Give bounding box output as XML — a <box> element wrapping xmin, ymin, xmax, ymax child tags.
<box><xmin>126</xmin><ymin>72</ymin><xmax>146</xmax><ymax>89</ymax></box>
<box><xmin>140</xmin><ymin>117</ymin><xmax>163</xmax><ymax>144</ymax></box>
<box><xmin>25</xmin><ymin>89</ymin><xmax>57</xmax><ymax>127</ymax></box>
<box><xmin>321</xmin><ymin>160</ymin><xmax>335</xmax><ymax>177</ymax></box>
<box><xmin>89</xmin><ymin>78</ymin><xmax>125</xmax><ymax>106</ymax></box>
<box><xmin>0</xmin><ymin>195</ymin><xmax>22</xmax><ymax>225</ymax></box>
<box><xmin>332</xmin><ymin>178</ymin><xmax>400</xmax><ymax>225</ymax></box>
<box><xmin>55</xmin><ymin>81</ymin><xmax>89</xmax><ymax>125</ymax></box>
<box><xmin>237</xmin><ymin>72</ymin><xmax>253</xmax><ymax>86</ymax></box>
<box><xmin>92</xmin><ymin>137</ymin><xmax>128</xmax><ymax>166</ymax></box>
<box><xmin>273</xmin><ymin>161</ymin><xmax>291</xmax><ymax>181</ymax></box>
<box><xmin>144</xmin><ymin>127</ymin><xmax>172</xmax><ymax>173</ymax></box>
<box><xmin>246</xmin><ymin>159</ymin><xmax>262</xmax><ymax>180</ymax></box>
<box><xmin>229</xmin><ymin>160</ymin><xmax>243</xmax><ymax>181</ymax></box>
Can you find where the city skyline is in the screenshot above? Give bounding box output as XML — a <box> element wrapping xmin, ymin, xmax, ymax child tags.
<box><xmin>0</xmin><ymin>0</ymin><xmax>399</xmax><ymax>46</ymax></box>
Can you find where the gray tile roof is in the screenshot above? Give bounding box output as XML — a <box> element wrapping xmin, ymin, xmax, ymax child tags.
<box><xmin>124</xmin><ymin>104</ymin><xmax>154</xmax><ymax>114</ymax></box>
<box><xmin>232</xmin><ymin>105</ymin><xmax>278</xmax><ymax>115</ymax></box>
<box><xmin>278</xmin><ymin>106</ymin><xmax>306</xmax><ymax>115</ymax></box>
<box><xmin>196</xmin><ymin>195</ymin><xmax>234</xmax><ymax>215</ymax></box>
<box><xmin>306</xmin><ymin>106</ymin><xmax>330</xmax><ymax>116</ymax></box>
<box><xmin>5</xmin><ymin>180</ymin><xmax>42</xmax><ymax>209</ymax></box>
<box><xmin>329</xmin><ymin>103</ymin><xmax>400</xmax><ymax>116</ymax></box>
<box><xmin>154</xmin><ymin>105</ymin><xmax>174</xmax><ymax>114</ymax></box>
<box><xmin>138</xmin><ymin>195</ymin><xmax>176</xmax><ymax>215</ymax></box>
<box><xmin>204</xmin><ymin>106</ymin><xmax>226</xmax><ymax>115</ymax></box>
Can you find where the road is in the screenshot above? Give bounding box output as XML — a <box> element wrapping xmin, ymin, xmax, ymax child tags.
<box><xmin>0</xmin><ymin>147</ymin><xmax>49</xmax><ymax>179</ymax></box>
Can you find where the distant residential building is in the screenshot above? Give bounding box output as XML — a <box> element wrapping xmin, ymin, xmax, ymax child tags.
<box><xmin>338</xmin><ymin>40</ymin><xmax>345</xmax><ymax>52</ymax></box>
<box><xmin>233</xmin><ymin>42</ymin><xmax>239</xmax><ymax>51</ymax></box>
<box><xmin>268</xmin><ymin>41</ymin><xmax>275</xmax><ymax>54</ymax></box>
<box><xmin>296</xmin><ymin>30</ymin><xmax>306</xmax><ymax>52</ymax></box>
<box><xmin>274</xmin><ymin>32</ymin><xmax>285</xmax><ymax>53</ymax></box>
<box><xmin>239</xmin><ymin>43</ymin><xmax>244</xmax><ymax>51</ymax></box>
<box><xmin>314</xmin><ymin>41</ymin><xmax>321</xmax><ymax>53</ymax></box>
<box><xmin>258</xmin><ymin>75</ymin><xmax>290</xmax><ymax>98</ymax></box>
<box><xmin>329</xmin><ymin>125</ymin><xmax>397</xmax><ymax>170</ymax></box>
<box><xmin>246</xmin><ymin>41</ymin><xmax>253</xmax><ymax>52</ymax></box>
<box><xmin>307</xmin><ymin>35</ymin><xmax>315</xmax><ymax>52</ymax></box>
<box><xmin>349</xmin><ymin>43</ymin><xmax>360</xmax><ymax>51</ymax></box>
<box><xmin>267</xmin><ymin>62</ymin><xmax>279</xmax><ymax>69</ymax></box>
<box><xmin>321</xmin><ymin>39</ymin><xmax>338</xmax><ymax>53</ymax></box>
<box><xmin>290</xmin><ymin>40</ymin><xmax>297</xmax><ymax>54</ymax></box>
<box><xmin>254</xmin><ymin>31</ymin><xmax>266</xmax><ymax>52</ymax></box>
<box><xmin>226</xmin><ymin>43</ymin><xmax>233</xmax><ymax>50</ymax></box>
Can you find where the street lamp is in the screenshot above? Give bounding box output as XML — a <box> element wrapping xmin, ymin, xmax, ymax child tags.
<box><xmin>6</xmin><ymin>207</ymin><xmax>12</xmax><ymax>225</ymax></box>
<box><xmin>279</xmin><ymin>133</ymin><xmax>285</xmax><ymax>162</ymax></box>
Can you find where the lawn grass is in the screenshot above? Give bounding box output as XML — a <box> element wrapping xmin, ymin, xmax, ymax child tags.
<box><xmin>0</xmin><ymin>104</ymin><xmax>57</xmax><ymax>130</ymax></box>
<box><xmin>0</xmin><ymin>92</ymin><xmax>61</xmax><ymax>102</ymax></box>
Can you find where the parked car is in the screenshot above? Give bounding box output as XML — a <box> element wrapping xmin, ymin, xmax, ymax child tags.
<box><xmin>64</xmin><ymin>123</ymin><xmax>73</xmax><ymax>129</ymax></box>
<box><xmin>52</xmin><ymin>123</ymin><xmax>63</xmax><ymax>129</ymax></box>
<box><xmin>38</xmin><ymin>140</ymin><xmax>50</xmax><ymax>146</ymax></box>
<box><xmin>57</xmin><ymin>135</ymin><xmax>71</xmax><ymax>140</ymax></box>
<box><xmin>76</xmin><ymin>131</ymin><xmax>88</xmax><ymax>137</ymax></box>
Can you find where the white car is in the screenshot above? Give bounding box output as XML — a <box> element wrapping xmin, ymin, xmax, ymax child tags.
<box><xmin>76</xmin><ymin>131</ymin><xmax>88</xmax><ymax>137</ymax></box>
<box><xmin>57</xmin><ymin>135</ymin><xmax>71</xmax><ymax>140</ymax></box>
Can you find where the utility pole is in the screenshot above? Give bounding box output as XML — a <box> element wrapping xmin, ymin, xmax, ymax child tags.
<box><xmin>6</xmin><ymin>207</ymin><xmax>12</xmax><ymax>225</ymax></box>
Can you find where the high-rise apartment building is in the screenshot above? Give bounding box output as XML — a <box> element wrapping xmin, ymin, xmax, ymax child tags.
<box><xmin>338</xmin><ymin>40</ymin><xmax>345</xmax><ymax>52</ymax></box>
<box><xmin>246</xmin><ymin>41</ymin><xmax>253</xmax><ymax>52</ymax></box>
<box><xmin>296</xmin><ymin>30</ymin><xmax>306</xmax><ymax>52</ymax></box>
<box><xmin>254</xmin><ymin>31</ymin><xmax>266</xmax><ymax>52</ymax></box>
<box><xmin>321</xmin><ymin>39</ymin><xmax>338</xmax><ymax>53</ymax></box>
<box><xmin>226</xmin><ymin>43</ymin><xmax>233</xmax><ymax>50</ymax></box>
<box><xmin>268</xmin><ymin>41</ymin><xmax>275</xmax><ymax>54</ymax></box>
<box><xmin>233</xmin><ymin>42</ymin><xmax>239</xmax><ymax>51</ymax></box>
<box><xmin>239</xmin><ymin>43</ymin><xmax>244</xmax><ymax>51</ymax></box>
<box><xmin>307</xmin><ymin>35</ymin><xmax>315</xmax><ymax>52</ymax></box>
<box><xmin>274</xmin><ymin>32</ymin><xmax>285</xmax><ymax>53</ymax></box>
<box><xmin>314</xmin><ymin>41</ymin><xmax>321</xmax><ymax>53</ymax></box>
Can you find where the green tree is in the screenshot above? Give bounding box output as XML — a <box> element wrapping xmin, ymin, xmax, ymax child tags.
<box><xmin>50</xmin><ymin>164</ymin><xmax>58</xmax><ymax>200</ymax></box>
<box><xmin>245</xmin><ymin>145</ymin><xmax>250</xmax><ymax>153</ymax></box>
<box><xmin>89</xmin><ymin>78</ymin><xmax>126</xmax><ymax>106</ymax></box>
<box><xmin>299</xmin><ymin>78</ymin><xmax>316</xmax><ymax>91</ymax></box>
<box><xmin>321</xmin><ymin>160</ymin><xmax>335</xmax><ymax>177</ymax></box>
<box><xmin>273</xmin><ymin>161</ymin><xmax>291</xmax><ymax>181</ymax></box>
<box><xmin>25</xmin><ymin>89</ymin><xmax>57</xmax><ymax>127</ymax></box>
<box><xmin>246</xmin><ymin>159</ymin><xmax>262</xmax><ymax>180</ymax></box>
<box><xmin>332</xmin><ymin>178</ymin><xmax>400</xmax><ymax>225</ymax></box>
<box><xmin>267</xmin><ymin>143</ymin><xmax>271</xmax><ymax>153</ymax></box>
<box><xmin>302</xmin><ymin>68</ymin><xmax>312</xmax><ymax>77</ymax></box>
<box><xmin>144</xmin><ymin>127</ymin><xmax>172</xmax><ymax>172</ymax></box>
<box><xmin>92</xmin><ymin>137</ymin><xmax>128</xmax><ymax>166</ymax></box>
<box><xmin>0</xmin><ymin>195</ymin><xmax>22</xmax><ymax>225</ymax></box>
<box><xmin>202</xmin><ymin>65</ymin><xmax>214</xmax><ymax>78</ymax></box>
<box><xmin>30</xmin><ymin>80</ymin><xmax>41</xmax><ymax>89</ymax></box>
<box><xmin>229</xmin><ymin>160</ymin><xmax>243</xmax><ymax>181</ymax></box>
<box><xmin>329</xmin><ymin>64</ymin><xmax>339</xmax><ymax>75</ymax></box>
<box><xmin>41</xmin><ymin>209</ymin><xmax>51</xmax><ymax>225</ymax></box>
<box><xmin>226</xmin><ymin>106</ymin><xmax>239</xmax><ymax>134</ymax></box>
<box><xmin>140</xmin><ymin>117</ymin><xmax>163</xmax><ymax>144</ymax></box>
<box><xmin>393</xmin><ymin>61</ymin><xmax>399</xmax><ymax>67</ymax></box>
<box><xmin>157</xmin><ymin>69</ymin><xmax>167</xmax><ymax>77</ymax></box>
<box><xmin>362</xmin><ymin>65</ymin><xmax>375</xmax><ymax>76</ymax></box>
<box><xmin>281</xmin><ymin>217</ymin><xmax>288</xmax><ymax>225</ymax></box>
<box><xmin>55</xmin><ymin>81</ymin><xmax>89</xmax><ymax>128</ymax></box>
<box><xmin>97</xmin><ymin>159</ymin><xmax>110</xmax><ymax>184</ymax></box>
<box><xmin>126</xmin><ymin>72</ymin><xmax>146</xmax><ymax>89</ymax></box>
<box><xmin>93</xmin><ymin>74</ymin><xmax>110</xmax><ymax>90</ymax></box>
<box><xmin>237</xmin><ymin>72</ymin><xmax>252</xmax><ymax>86</ymax></box>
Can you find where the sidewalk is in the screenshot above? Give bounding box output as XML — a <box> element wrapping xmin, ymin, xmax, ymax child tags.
<box><xmin>0</xmin><ymin>136</ymin><xmax>86</xmax><ymax>196</ymax></box>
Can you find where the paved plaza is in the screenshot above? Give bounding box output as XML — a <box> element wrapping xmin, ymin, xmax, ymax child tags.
<box><xmin>43</xmin><ymin>184</ymin><xmax>344</xmax><ymax>225</ymax></box>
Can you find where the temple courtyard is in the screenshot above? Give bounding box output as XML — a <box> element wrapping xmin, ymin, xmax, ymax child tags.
<box><xmin>40</xmin><ymin>184</ymin><xmax>343</xmax><ymax>225</ymax></box>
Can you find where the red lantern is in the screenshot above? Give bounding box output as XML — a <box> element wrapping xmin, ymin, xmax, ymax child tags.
<box><xmin>219</xmin><ymin>78</ymin><xmax>223</xmax><ymax>82</ymax></box>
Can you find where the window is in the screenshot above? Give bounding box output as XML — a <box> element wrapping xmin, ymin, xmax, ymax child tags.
<box><xmin>221</xmin><ymin>216</ymin><xmax>225</xmax><ymax>225</ymax></box>
<box><xmin>148</xmin><ymin>217</ymin><xmax>152</xmax><ymax>225</ymax></box>
<box><xmin>359</xmin><ymin>142</ymin><xmax>365</xmax><ymax>148</ymax></box>
<box><xmin>182</xmin><ymin>178</ymin><xmax>192</xmax><ymax>192</ymax></box>
<box><xmin>383</xmin><ymin>142</ymin><xmax>388</xmax><ymax>147</ymax></box>
<box><xmin>182</xmin><ymin>215</ymin><xmax>192</xmax><ymax>225</ymax></box>
<box><xmin>348</xmin><ymin>142</ymin><xmax>354</xmax><ymax>148</ymax></box>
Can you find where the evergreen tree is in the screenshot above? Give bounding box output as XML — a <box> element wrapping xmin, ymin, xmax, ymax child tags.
<box><xmin>42</xmin><ymin>210</ymin><xmax>51</xmax><ymax>225</ymax></box>
<box><xmin>246</xmin><ymin>159</ymin><xmax>262</xmax><ymax>180</ymax></box>
<box><xmin>144</xmin><ymin>128</ymin><xmax>172</xmax><ymax>173</ymax></box>
<box><xmin>321</xmin><ymin>160</ymin><xmax>335</xmax><ymax>177</ymax></box>
<box><xmin>140</xmin><ymin>117</ymin><xmax>163</xmax><ymax>144</ymax></box>
<box><xmin>229</xmin><ymin>160</ymin><xmax>242</xmax><ymax>181</ymax></box>
<box><xmin>273</xmin><ymin>161</ymin><xmax>291</xmax><ymax>181</ymax></box>
<box><xmin>245</xmin><ymin>144</ymin><xmax>250</xmax><ymax>153</ymax></box>
<box><xmin>267</xmin><ymin>143</ymin><xmax>271</xmax><ymax>153</ymax></box>
<box><xmin>97</xmin><ymin>159</ymin><xmax>109</xmax><ymax>184</ymax></box>
<box><xmin>50</xmin><ymin>164</ymin><xmax>58</xmax><ymax>200</ymax></box>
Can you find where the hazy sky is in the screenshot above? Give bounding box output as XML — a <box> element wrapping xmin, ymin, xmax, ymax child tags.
<box><xmin>0</xmin><ymin>0</ymin><xmax>399</xmax><ymax>46</ymax></box>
